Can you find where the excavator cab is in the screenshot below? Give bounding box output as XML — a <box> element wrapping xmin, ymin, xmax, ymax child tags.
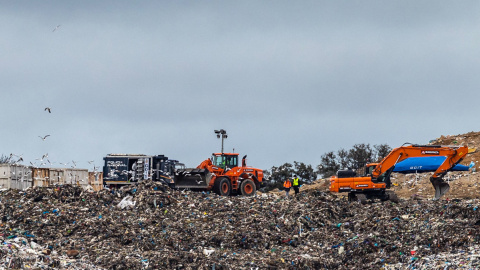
<box><xmin>365</xmin><ymin>163</ymin><xmax>394</xmax><ymax>188</ymax></box>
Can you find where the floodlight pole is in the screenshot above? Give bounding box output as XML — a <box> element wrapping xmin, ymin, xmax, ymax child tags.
<box><xmin>221</xmin><ymin>136</ymin><xmax>224</xmax><ymax>154</ymax></box>
<box><xmin>214</xmin><ymin>129</ymin><xmax>228</xmax><ymax>154</ymax></box>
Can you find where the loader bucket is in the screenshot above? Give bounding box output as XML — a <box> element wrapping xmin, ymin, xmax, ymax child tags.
<box><xmin>173</xmin><ymin>169</ymin><xmax>212</xmax><ymax>189</ymax></box>
<box><xmin>430</xmin><ymin>177</ymin><xmax>450</xmax><ymax>200</ymax></box>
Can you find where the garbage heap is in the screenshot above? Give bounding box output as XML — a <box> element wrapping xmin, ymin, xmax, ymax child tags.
<box><xmin>0</xmin><ymin>181</ymin><xmax>480</xmax><ymax>269</ymax></box>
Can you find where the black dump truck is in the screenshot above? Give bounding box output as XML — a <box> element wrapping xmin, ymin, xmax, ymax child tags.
<box><xmin>103</xmin><ymin>154</ymin><xmax>185</xmax><ymax>188</ymax></box>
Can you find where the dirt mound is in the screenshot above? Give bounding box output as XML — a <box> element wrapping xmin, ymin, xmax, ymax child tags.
<box><xmin>429</xmin><ymin>131</ymin><xmax>480</xmax><ymax>168</ymax></box>
<box><xmin>401</xmin><ymin>130</ymin><xmax>480</xmax><ymax>200</ymax></box>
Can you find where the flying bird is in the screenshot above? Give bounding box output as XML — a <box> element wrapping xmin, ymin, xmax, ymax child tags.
<box><xmin>52</xmin><ymin>25</ymin><xmax>61</xmax><ymax>32</ymax></box>
<box><xmin>39</xmin><ymin>135</ymin><xmax>50</xmax><ymax>141</ymax></box>
<box><xmin>44</xmin><ymin>107</ymin><xmax>51</xmax><ymax>113</ymax></box>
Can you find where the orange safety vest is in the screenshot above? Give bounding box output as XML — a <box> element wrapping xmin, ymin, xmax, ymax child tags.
<box><xmin>283</xmin><ymin>180</ymin><xmax>292</xmax><ymax>188</ymax></box>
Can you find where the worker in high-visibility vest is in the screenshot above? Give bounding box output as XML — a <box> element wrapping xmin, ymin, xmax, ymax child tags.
<box><xmin>292</xmin><ymin>175</ymin><xmax>300</xmax><ymax>197</ymax></box>
<box><xmin>283</xmin><ymin>178</ymin><xmax>292</xmax><ymax>198</ymax></box>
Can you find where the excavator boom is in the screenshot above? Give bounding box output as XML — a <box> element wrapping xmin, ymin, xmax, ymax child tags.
<box><xmin>372</xmin><ymin>144</ymin><xmax>468</xmax><ymax>179</ymax></box>
<box><xmin>372</xmin><ymin>144</ymin><xmax>468</xmax><ymax>199</ymax></box>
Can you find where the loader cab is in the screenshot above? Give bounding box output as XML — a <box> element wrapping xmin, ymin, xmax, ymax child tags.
<box><xmin>211</xmin><ymin>153</ymin><xmax>239</xmax><ymax>170</ymax></box>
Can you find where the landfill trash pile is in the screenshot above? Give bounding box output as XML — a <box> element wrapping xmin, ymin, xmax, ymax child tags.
<box><xmin>1</xmin><ymin>182</ymin><xmax>480</xmax><ymax>269</ymax></box>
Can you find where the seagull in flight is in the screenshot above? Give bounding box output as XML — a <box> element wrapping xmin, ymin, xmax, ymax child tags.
<box><xmin>39</xmin><ymin>135</ymin><xmax>50</xmax><ymax>141</ymax></box>
<box><xmin>44</xmin><ymin>107</ymin><xmax>51</xmax><ymax>113</ymax></box>
<box><xmin>52</xmin><ymin>25</ymin><xmax>61</xmax><ymax>32</ymax></box>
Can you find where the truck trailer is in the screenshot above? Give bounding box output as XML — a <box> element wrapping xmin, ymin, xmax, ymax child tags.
<box><xmin>103</xmin><ymin>154</ymin><xmax>184</xmax><ymax>188</ymax></box>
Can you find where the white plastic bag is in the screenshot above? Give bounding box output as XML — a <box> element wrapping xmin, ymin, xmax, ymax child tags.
<box><xmin>117</xmin><ymin>195</ymin><xmax>136</xmax><ymax>209</ymax></box>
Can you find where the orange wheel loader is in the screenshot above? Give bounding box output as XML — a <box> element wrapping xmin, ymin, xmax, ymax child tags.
<box><xmin>173</xmin><ymin>153</ymin><xmax>264</xmax><ymax>196</ymax></box>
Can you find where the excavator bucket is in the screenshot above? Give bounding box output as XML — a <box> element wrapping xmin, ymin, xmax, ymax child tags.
<box><xmin>173</xmin><ymin>168</ymin><xmax>212</xmax><ymax>189</ymax></box>
<box><xmin>430</xmin><ymin>177</ymin><xmax>450</xmax><ymax>200</ymax></box>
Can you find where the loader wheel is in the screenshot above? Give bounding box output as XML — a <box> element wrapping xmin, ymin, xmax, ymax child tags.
<box><xmin>240</xmin><ymin>179</ymin><xmax>256</xmax><ymax>196</ymax></box>
<box><xmin>214</xmin><ymin>177</ymin><xmax>231</xmax><ymax>196</ymax></box>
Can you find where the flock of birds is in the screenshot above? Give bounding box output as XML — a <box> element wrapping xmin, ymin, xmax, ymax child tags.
<box><xmin>0</xmin><ymin>25</ymin><xmax>105</xmax><ymax>188</ymax></box>
<box><xmin>4</xmin><ymin>105</ymin><xmax>101</xmax><ymax>185</ymax></box>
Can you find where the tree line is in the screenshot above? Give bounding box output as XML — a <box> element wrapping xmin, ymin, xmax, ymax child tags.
<box><xmin>261</xmin><ymin>143</ymin><xmax>391</xmax><ymax>192</ymax></box>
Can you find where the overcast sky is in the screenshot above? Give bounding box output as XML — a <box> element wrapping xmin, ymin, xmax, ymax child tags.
<box><xmin>1</xmin><ymin>1</ymin><xmax>479</xmax><ymax>171</ymax></box>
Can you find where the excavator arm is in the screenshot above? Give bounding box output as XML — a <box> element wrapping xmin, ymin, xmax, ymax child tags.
<box><xmin>372</xmin><ymin>144</ymin><xmax>468</xmax><ymax>199</ymax></box>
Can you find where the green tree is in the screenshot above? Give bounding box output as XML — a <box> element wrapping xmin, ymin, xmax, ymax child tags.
<box><xmin>373</xmin><ymin>144</ymin><xmax>392</xmax><ymax>162</ymax></box>
<box><xmin>316</xmin><ymin>143</ymin><xmax>392</xmax><ymax>178</ymax></box>
<box><xmin>270</xmin><ymin>163</ymin><xmax>294</xmax><ymax>181</ymax></box>
<box><xmin>317</xmin><ymin>151</ymin><xmax>339</xmax><ymax>178</ymax></box>
<box><xmin>337</xmin><ymin>148</ymin><xmax>350</xmax><ymax>169</ymax></box>
<box><xmin>259</xmin><ymin>168</ymin><xmax>281</xmax><ymax>192</ymax></box>
<box><xmin>263</xmin><ymin>169</ymin><xmax>271</xmax><ymax>180</ymax></box>
<box><xmin>293</xmin><ymin>161</ymin><xmax>317</xmax><ymax>183</ymax></box>
<box><xmin>348</xmin><ymin>143</ymin><xmax>373</xmax><ymax>170</ymax></box>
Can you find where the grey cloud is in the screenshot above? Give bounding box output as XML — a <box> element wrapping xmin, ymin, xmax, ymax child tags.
<box><xmin>1</xmin><ymin>1</ymin><xmax>479</xmax><ymax>170</ymax></box>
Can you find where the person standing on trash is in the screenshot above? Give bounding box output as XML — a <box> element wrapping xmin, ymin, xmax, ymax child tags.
<box><xmin>292</xmin><ymin>175</ymin><xmax>300</xmax><ymax>197</ymax></box>
<box><xmin>283</xmin><ymin>178</ymin><xmax>292</xmax><ymax>198</ymax></box>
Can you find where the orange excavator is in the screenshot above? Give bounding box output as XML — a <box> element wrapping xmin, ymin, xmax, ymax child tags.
<box><xmin>173</xmin><ymin>153</ymin><xmax>264</xmax><ymax>196</ymax></box>
<box><xmin>330</xmin><ymin>144</ymin><xmax>469</xmax><ymax>202</ymax></box>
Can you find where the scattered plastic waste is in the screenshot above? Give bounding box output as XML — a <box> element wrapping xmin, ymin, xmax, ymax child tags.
<box><xmin>0</xmin><ymin>181</ymin><xmax>477</xmax><ymax>268</ymax></box>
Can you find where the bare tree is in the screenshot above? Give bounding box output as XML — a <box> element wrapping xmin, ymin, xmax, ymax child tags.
<box><xmin>0</xmin><ymin>154</ymin><xmax>13</xmax><ymax>164</ymax></box>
